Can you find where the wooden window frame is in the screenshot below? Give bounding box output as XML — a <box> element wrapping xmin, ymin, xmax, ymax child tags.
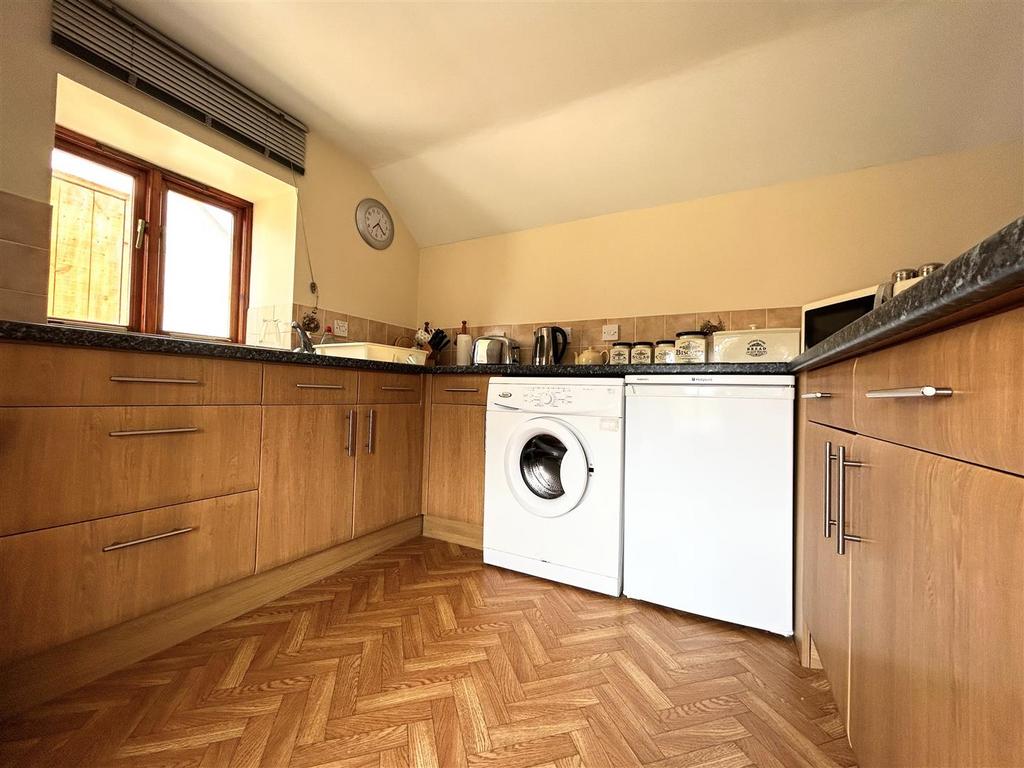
<box><xmin>52</xmin><ymin>126</ymin><xmax>253</xmax><ymax>343</ymax></box>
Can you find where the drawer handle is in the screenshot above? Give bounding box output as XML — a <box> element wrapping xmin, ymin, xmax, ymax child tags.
<box><xmin>836</xmin><ymin>446</ymin><xmax>864</xmax><ymax>556</ymax></box>
<box><xmin>866</xmin><ymin>386</ymin><xmax>953</xmax><ymax>399</ymax></box>
<box><xmin>295</xmin><ymin>383</ymin><xmax>346</xmax><ymax>390</ymax></box>
<box><xmin>801</xmin><ymin>392</ymin><xmax>832</xmax><ymax>399</ymax></box>
<box><xmin>380</xmin><ymin>386</ymin><xmax>414</xmax><ymax>392</ymax></box>
<box><xmin>102</xmin><ymin>526</ymin><xmax>195</xmax><ymax>552</ymax></box>
<box><xmin>444</xmin><ymin>387</ymin><xmax>480</xmax><ymax>393</ymax></box>
<box><xmin>110</xmin><ymin>376</ymin><xmax>200</xmax><ymax>385</ymax></box>
<box><xmin>109</xmin><ymin>427</ymin><xmax>199</xmax><ymax>437</ymax></box>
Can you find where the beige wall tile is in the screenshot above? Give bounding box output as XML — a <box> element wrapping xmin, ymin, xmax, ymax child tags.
<box><xmin>481</xmin><ymin>324</ymin><xmax>513</xmax><ymax>338</ymax></box>
<box><xmin>0</xmin><ymin>288</ymin><xmax>46</xmax><ymax>322</ymax></box>
<box><xmin>0</xmin><ymin>239</ymin><xmax>49</xmax><ymax>295</ymax></box>
<box><xmin>574</xmin><ymin>319</ymin><xmax>604</xmax><ymax>347</ymax></box>
<box><xmin>766</xmin><ymin>306</ymin><xmax>802</xmax><ymax>329</ymax></box>
<box><xmin>367</xmin><ymin>319</ymin><xmax>387</xmax><ymax>344</ymax></box>
<box><xmin>386</xmin><ymin>324</ymin><xmax>415</xmax><ymax>346</ymax></box>
<box><xmin>696</xmin><ymin>311</ymin><xmax>730</xmax><ymax>332</ymax></box>
<box><xmin>731</xmin><ymin>308</ymin><xmax>768</xmax><ymax>330</ymax></box>
<box><xmin>634</xmin><ymin>315</ymin><xmax>665</xmax><ymax>343</ymax></box>
<box><xmin>346</xmin><ymin>314</ymin><xmax>368</xmax><ymax>342</ymax></box>
<box><xmin>511</xmin><ymin>324</ymin><xmax>536</xmax><ymax>348</ymax></box>
<box><xmin>0</xmin><ymin>191</ymin><xmax>51</xmax><ymax>249</ymax></box>
<box><xmin>603</xmin><ymin>317</ymin><xmax>636</xmax><ymax>342</ymax></box>
<box><xmin>663</xmin><ymin>313</ymin><xmax>698</xmax><ymax>335</ymax></box>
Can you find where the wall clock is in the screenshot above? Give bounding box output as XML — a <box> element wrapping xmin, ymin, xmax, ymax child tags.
<box><xmin>355</xmin><ymin>198</ymin><xmax>394</xmax><ymax>250</ymax></box>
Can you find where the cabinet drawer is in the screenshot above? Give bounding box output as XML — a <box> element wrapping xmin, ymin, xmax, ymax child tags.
<box><xmin>0</xmin><ymin>344</ymin><xmax>261</xmax><ymax>406</ymax></box>
<box><xmin>431</xmin><ymin>374</ymin><xmax>490</xmax><ymax>406</ymax></box>
<box><xmin>262</xmin><ymin>364</ymin><xmax>358</xmax><ymax>405</ymax></box>
<box><xmin>0</xmin><ymin>492</ymin><xmax>257</xmax><ymax>665</ymax></box>
<box><xmin>853</xmin><ymin>308</ymin><xmax>1023</xmax><ymax>475</ymax></box>
<box><xmin>0</xmin><ymin>406</ymin><xmax>261</xmax><ymax>535</ymax></box>
<box><xmin>357</xmin><ymin>371</ymin><xmax>422</xmax><ymax>404</ymax></box>
<box><xmin>800</xmin><ymin>359</ymin><xmax>855</xmax><ymax>430</ymax></box>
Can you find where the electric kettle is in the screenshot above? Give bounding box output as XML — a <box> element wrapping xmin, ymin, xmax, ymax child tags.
<box><xmin>532</xmin><ymin>326</ymin><xmax>568</xmax><ymax>365</ymax></box>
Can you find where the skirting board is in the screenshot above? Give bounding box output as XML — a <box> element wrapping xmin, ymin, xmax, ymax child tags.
<box><xmin>422</xmin><ymin>515</ymin><xmax>483</xmax><ymax>549</ymax></box>
<box><xmin>0</xmin><ymin>516</ymin><xmax>422</xmax><ymax>718</ymax></box>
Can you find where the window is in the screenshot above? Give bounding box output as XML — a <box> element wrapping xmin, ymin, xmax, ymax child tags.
<box><xmin>49</xmin><ymin>127</ymin><xmax>252</xmax><ymax>342</ymax></box>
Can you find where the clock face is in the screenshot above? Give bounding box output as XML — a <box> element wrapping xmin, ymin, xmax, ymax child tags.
<box><xmin>355</xmin><ymin>198</ymin><xmax>394</xmax><ymax>250</ymax></box>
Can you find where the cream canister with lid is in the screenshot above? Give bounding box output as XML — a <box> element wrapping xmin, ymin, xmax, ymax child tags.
<box><xmin>674</xmin><ymin>331</ymin><xmax>707</xmax><ymax>363</ymax></box>
<box><xmin>654</xmin><ymin>340</ymin><xmax>677</xmax><ymax>364</ymax></box>
<box><xmin>609</xmin><ymin>342</ymin><xmax>632</xmax><ymax>365</ymax></box>
<box><xmin>630</xmin><ymin>342</ymin><xmax>654</xmax><ymax>364</ymax></box>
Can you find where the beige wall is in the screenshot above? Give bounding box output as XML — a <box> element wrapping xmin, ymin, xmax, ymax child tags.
<box><xmin>418</xmin><ymin>141</ymin><xmax>1024</xmax><ymax>328</ymax></box>
<box><xmin>0</xmin><ymin>0</ymin><xmax>420</xmax><ymax>327</ymax></box>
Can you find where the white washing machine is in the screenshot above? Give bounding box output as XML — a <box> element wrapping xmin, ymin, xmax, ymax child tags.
<box><xmin>483</xmin><ymin>377</ymin><xmax>625</xmax><ymax>596</ymax></box>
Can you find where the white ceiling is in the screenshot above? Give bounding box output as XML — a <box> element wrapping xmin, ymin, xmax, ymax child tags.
<box><xmin>119</xmin><ymin>1</ymin><xmax>1024</xmax><ymax>247</ymax></box>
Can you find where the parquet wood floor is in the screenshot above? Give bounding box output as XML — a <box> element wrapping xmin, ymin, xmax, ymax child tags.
<box><xmin>0</xmin><ymin>538</ymin><xmax>856</xmax><ymax>767</ymax></box>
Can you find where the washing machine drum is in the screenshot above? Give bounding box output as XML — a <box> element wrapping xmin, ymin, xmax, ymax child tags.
<box><xmin>505</xmin><ymin>417</ymin><xmax>589</xmax><ymax>518</ymax></box>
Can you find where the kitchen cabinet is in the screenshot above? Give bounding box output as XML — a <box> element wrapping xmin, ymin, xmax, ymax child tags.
<box><xmin>0</xmin><ymin>405</ymin><xmax>261</xmax><ymax>536</ymax></box>
<box><xmin>799</xmin><ymin>306</ymin><xmax>1024</xmax><ymax>768</ymax></box>
<box><xmin>800</xmin><ymin>421</ymin><xmax>852</xmax><ymax>720</ymax></box>
<box><xmin>352</xmin><ymin>403</ymin><xmax>423</xmax><ymax>537</ymax></box>
<box><xmin>0</xmin><ymin>492</ymin><xmax>257</xmax><ymax>665</ymax></box>
<box><xmin>846</xmin><ymin>435</ymin><xmax>1024</xmax><ymax>768</ymax></box>
<box><xmin>424</xmin><ymin>403</ymin><xmax>486</xmax><ymax>525</ymax></box>
<box><xmin>257</xmin><ymin>405</ymin><xmax>356</xmax><ymax>571</ymax></box>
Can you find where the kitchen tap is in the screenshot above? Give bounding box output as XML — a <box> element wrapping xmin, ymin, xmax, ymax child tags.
<box><xmin>292</xmin><ymin>321</ymin><xmax>315</xmax><ymax>354</ymax></box>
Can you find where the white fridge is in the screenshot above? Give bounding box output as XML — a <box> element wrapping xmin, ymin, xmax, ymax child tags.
<box><xmin>623</xmin><ymin>374</ymin><xmax>794</xmax><ymax>635</ymax></box>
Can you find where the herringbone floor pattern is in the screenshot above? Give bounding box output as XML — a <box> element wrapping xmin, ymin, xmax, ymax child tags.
<box><xmin>0</xmin><ymin>538</ymin><xmax>856</xmax><ymax>767</ymax></box>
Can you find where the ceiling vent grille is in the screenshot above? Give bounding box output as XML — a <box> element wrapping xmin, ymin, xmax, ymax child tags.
<box><xmin>51</xmin><ymin>0</ymin><xmax>308</xmax><ymax>174</ymax></box>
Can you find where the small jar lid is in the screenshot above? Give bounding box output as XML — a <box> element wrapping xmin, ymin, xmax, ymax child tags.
<box><xmin>632</xmin><ymin>341</ymin><xmax>654</xmax><ymax>348</ymax></box>
<box><xmin>611</xmin><ymin>341</ymin><xmax>633</xmax><ymax>347</ymax></box>
<box><xmin>675</xmin><ymin>330</ymin><xmax>705</xmax><ymax>338</ymax></box>
<box><xmin>656</xmin><ymin>339</ymin><xmax>676</xmax><ymax>345</ymax></box>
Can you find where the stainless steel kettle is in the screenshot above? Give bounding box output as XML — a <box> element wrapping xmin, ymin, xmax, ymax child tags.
<box><xmin>532</xmin><ymin>326</ymin><xmax>568</xmax><ymax>365</ymax></box>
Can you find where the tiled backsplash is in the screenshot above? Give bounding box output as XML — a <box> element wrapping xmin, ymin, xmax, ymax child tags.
<box><xmin>0</xmin><ymin>191</ymin><xmax>51</xmax><ymax>324</ymax></box>
<box><xmin>260</xmin><ymin>303</ymin><xmax>417</xmax><ymax>350</ymax></box>
<box><xmin>432</xmin><ymin>306</ymin><xmax>801</xmax><ymax>365</ymax></box>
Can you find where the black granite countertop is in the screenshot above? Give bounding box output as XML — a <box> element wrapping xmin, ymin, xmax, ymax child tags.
<box><xmin>0</xmin><ymin>320</ymin><xmax>790</xmax><ymax>376</ymax></box>
<box><xmin>2</xmin><ymin>215</ymin><xmax>1020</xmax><ymax>376</ymax></box>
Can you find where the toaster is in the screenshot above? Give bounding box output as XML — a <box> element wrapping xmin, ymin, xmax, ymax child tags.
<box><xmin>471</xmin><ymin>336</ymin><xmax>520</xmax><ymax>365</ymax></box>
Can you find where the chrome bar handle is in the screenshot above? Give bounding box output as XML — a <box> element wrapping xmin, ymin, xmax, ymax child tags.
<box><xmin>866</xmin><ymin>386</ymin><xmax>952</xmax><ymax>399</ymax></box>
<box><xmin>295</xmin><ymin>383</ymin><xmax>346</xmax><ymax>390</ymax></box>
<box><xmin>110</xmin><ymin>376</ymin><xmax>200</xmax><ymax>385</ymax></box>
<box><xmin>801</xmin><ymin>392</ymin><xmax>833</xmax><ymax>400</ymax></box>
<box><xmin>345</xmin><ymin>409</ymin><xmax>356</xmax><ymax>457</ymax></box>
<box><xmin>367</xmin><ymin>409</ymin><xmax>377</xmax><ymax>454</ymax></box>
<box><xmin>103</xmin><ymin>526</ymin><xmax>194</xmax><ymax>552</ymax></box>
<box><xmin>823</xmin><ymin>441</ymin><xmax>837</xmax><ymax>538</ymax></box>
<box><xmin>444</xmin><ymin>387</ymin><xmax>480</xmax><ymax>393</ymax></box>
<box><xmin>380</xmin><ymin>386</ymin><xmax>414</xmax><ymax>392</ymax></box>
<box><xmin>109</xmin><ymin>427</ymin><xmax>199</xmax><ymax>437</ymax></box>
<box><xmin>836</xmin><ymin>445</ymin><xmax>864</xmax><ymax>555</ymax></box>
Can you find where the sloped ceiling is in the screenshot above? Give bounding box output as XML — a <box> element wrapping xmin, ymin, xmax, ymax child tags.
<box><xmin>119</xmin><ymin>1</ymin><xmax>1023</xmax><ymax>247</ymax></box>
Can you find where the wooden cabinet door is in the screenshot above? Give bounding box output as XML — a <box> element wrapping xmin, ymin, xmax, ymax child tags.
<box><xmin>424</xmin><ymin>403</ymin><xmax>485</xmax><ymax>524</ymax></box>
<box><xmin>801</xmin><ymin>421</ymin><xmax>852</xmax><ymax>723</ymax></box>
<box><xmin>353</xmin><ymin>404</ymin><xmax>423</xmax><ymax>537</ymax></box>
<box><xmin>257</xmin><ymin>406</ymin><xmax>356</xmax><ymax>571</ymax></box>
<box><xmin>847</xmin><ymin>435</ymin><xmax>1024</xmax><ymax>768</ymax></box>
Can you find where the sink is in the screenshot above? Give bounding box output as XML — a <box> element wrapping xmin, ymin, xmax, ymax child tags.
<box><xmin>314</xmin><ymin>342</ymin><xmax>428</xmax><ymax>365</ymax></box>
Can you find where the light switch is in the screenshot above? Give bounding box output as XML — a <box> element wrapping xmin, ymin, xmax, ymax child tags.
<box><xmin>601</xmin><ymin>324</ymin><xmax>619</xmax><ymax>341</ymax></box>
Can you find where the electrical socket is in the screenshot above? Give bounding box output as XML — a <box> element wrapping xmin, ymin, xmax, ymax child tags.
<box><xmin>333</xmin><ymin>320</ymin><xmax>349</xmax><ymax>337</ymax></box>
<box><xmin>564</xmin><ymin>327</ymin><xmax>572</xmax><ymax>342</ymax></box>
<box><xmin>601</xmin><ymin>324</ymin><xmax>619</xmax><ymax>341</ymax></box>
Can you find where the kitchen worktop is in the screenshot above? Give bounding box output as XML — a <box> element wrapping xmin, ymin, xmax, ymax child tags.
<box><xmin>1</xmin><ymin>215</ymin><xmax>1020</xmax><ymax>374</ymax></box>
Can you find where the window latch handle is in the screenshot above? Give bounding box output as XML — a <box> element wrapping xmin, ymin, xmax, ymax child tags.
<box><xmin>135</xmin><ymin>218</ymin><xmax>148</xmax><ymax>249</ymax></box>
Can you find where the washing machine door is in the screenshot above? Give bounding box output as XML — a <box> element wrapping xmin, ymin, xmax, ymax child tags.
<box><xmin>505</xmin><ymin>417</ymin><xmax>589</xmax><ymax>518</ymax></box>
